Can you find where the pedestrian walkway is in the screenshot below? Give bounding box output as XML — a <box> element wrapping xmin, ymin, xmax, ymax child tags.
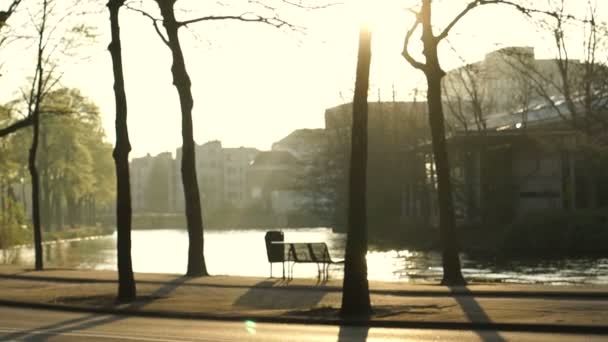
<box><xmin>0</xmin><ymin>266</ymin><xmax>607</xmax><ymax>333</ymax></box>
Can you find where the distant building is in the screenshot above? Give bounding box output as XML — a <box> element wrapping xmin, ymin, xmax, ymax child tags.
<box><xmin>324</xmin><ymin>101</ymin><xmax>429</xmax><ymax>228</ymax></box>
<box><xmin>271</xmin><ymin>129</ymin><xmax>327</xmax><ymax>162</ymax></box>
<box><xmin>222</xmin><ymin>147</ymin><xmax>259</xmax><ymax>208</ymax></box>
<box><xmin>247</xmin><ymin>150</ymin><xmax>304</xmax><ymax>218</ymax></box>
<box><xmin>442</xmin><ymin>46</ymin><xmax>582</xmax><ymax>128</ymax></box>
<box><xmin>131</xmin><ymin>152</ymin><xmax>174</xmax><ymax>212</ymax></box>
<box><xmin>173</xmin><ymin>141</ymin><xmax>259</xmax><ymax>213</ymax></box>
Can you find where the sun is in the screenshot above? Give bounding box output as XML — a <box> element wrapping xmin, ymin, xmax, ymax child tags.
<box><xmin>348</xmin><ymin>0</ymin><xmax>397</xmax><ymax>31</ymax></box>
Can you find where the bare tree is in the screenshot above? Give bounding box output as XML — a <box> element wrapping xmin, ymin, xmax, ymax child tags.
<box><xmin>3</xmin><ymin>0</ymin><xmax>97</xmax><ymax>270</ymax></box>
<box><xmin>107</xmin><ymin>0</ymin><xmax>136</xmax><ymax>302</ymax></box>
<box><xmin>442</xmin><ymin>52</ymin><xmax>493</xmax><ymax>132</ymax></box>
<box><xmin>130</xmin><ymin>0</ymin><xmax>324</xmax><ymax>277</ymax></box>
<box><xmin>402</xmin><ymin>0</ymin><xmax>466</xmax><ymax>285</ymax></box>
<box><xmin>27</xmin><ymin>0</ymin><xmax>50</xmax><ymax>271</ymax></box>
<box><xmin>0</xmin><ymin>0</ymin><xmax>22</xmax><ymax>44</ymax></box>
<box><xmin>340</xmin><ymin>25</ymin><xmax>372</xmax><ymax>317</ymax></box>
<box><xmin>400</xmin><ymin>0</ymin><xmax>558</xmax><ymax>285</ymax></box>
<box><xmin>0</xmin><ymin>1</ymin><xmax>29</xmax><ymax>134</ymax></box>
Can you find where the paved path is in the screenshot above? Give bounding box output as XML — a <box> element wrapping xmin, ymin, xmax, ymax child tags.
<box><xmin>0</xmin><ymin>266</ymin><xmax>607</xmax><ymax>333</ymax></box>
<box><xmin>1</xmin><ymin>306</ymin><xmax>606</xmax><ymax>341</ymax></box>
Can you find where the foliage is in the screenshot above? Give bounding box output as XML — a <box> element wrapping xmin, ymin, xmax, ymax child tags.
<box><xmin>0</xmin><ymin>198</ymin><xmax>31</xmax><ymax>249</ymax></box>
<box><xmin>5</xmin><ymin>88</ymin><xmax>115</xmax><ymax>230</ymax></box>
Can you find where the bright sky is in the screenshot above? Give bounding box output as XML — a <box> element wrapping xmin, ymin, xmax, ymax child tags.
<box><xmin>1</xmin><ymin>0</ymin><xmax>604</xmax><ymax>158</ymax></box>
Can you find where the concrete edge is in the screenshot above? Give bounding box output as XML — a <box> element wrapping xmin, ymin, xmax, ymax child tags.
<box><xmin>0</xmin><ymin>299</ymin><xmax>607</xmax><ymax>335</ymax></box>
<box><xmin>1</xmin><ymin>273</ymin><xmax>608</xmax><ymax>300</ymax></box>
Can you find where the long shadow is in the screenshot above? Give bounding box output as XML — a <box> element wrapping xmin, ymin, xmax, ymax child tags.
<box><xmin>233</xmin><ymin>279</ymin><xmax>328</xmax><ymax>310</ymax></box>
<box><xmin>1</xmin><ymin>276</ymin><xmax>190</xmax><ymax>341</ymax></box>
<box><xmin>337</xmin><ymin>325</ymin><xmax>369</xmax><ymax>342</ymax></box>
<box><xmin>450</xmin><ymin>286</ymin><xmax>506</xmax><ymax>342</ymax></box>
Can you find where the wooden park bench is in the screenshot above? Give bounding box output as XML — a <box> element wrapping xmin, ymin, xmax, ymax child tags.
<box><xmin>264</xmin><ymin>231</ymin><xmax>343</xmax><ymax>281</ymax></box>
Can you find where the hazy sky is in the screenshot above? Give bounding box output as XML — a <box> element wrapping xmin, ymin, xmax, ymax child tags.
<box><xmin>2</xmin><ymin>0</ymin><xmax>604</xmax><ymax>158</ymax></box>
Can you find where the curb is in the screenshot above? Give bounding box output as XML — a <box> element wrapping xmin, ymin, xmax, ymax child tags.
<box><xmin>1</xmin><ymin>273</ymin><xmax>608</xmax><ymax>300</ymax></box>
<box><xmin>0</xmin><ymin>299</ymin><xmax>607</xmax><ymax>335</ymax></box>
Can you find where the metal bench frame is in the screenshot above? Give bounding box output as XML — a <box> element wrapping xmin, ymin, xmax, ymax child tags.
<box><xmin>283</xmin><ymin>242</ymin><xmax>343</xmax><ymax>281</ymax></box>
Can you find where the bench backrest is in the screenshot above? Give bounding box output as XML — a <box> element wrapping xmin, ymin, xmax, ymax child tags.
<box><xmin>287</xmin><ymin>242</ymin><xmax>330</xmax><ymax>263</ymax></box>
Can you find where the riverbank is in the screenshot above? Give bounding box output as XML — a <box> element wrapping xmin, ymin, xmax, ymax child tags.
<box><xmin>2</xmin><ymin>225</ymin><xmax>114</xmax><ymax>249</ymax></box>
<box><xmin>0</xmin><ymin>266</ymin><xmax>607</xmax><ymax>333</ymax></box>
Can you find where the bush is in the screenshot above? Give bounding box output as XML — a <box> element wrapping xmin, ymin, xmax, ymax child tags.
<box><xmin>0</xmin><ymin>200</ymin><xmax>31</xmax><ymax>249</ymax></box>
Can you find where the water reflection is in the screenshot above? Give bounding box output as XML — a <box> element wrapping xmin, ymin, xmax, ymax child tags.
<box><xmin>1</xmin><ymin>228</ymin><xmax>608</xmax><ymax>285</ymax></box>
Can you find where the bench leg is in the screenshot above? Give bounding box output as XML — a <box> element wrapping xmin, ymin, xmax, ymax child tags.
<box><xmin>316</xmin><ymin>262</ymin><xmax>321</xmax><ymax>281</ymax></box>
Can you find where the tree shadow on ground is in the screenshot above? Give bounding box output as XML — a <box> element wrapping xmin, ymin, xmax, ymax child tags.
<box><xmin>450</xmin><ymin>286</ymin><xmax>506</xmax><ymax>342</ymax></box>
<box><xmin>233</xmin><ymin>279</ymin><xmax>328</xmax><ymax>310</ymax></box>
<box><xmin>1</xmin><ymin>276</ymin><xmax>190</xmax><ymax>341</ymax></box>
<box><xmin>284</xmin><ymin>304</ymin><xmax>450</xmax><ymax>319</ymax></box>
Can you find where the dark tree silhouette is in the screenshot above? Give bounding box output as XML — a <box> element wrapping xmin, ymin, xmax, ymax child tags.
<box><xmin>401</xmin><ymin>0</ymin><xmax>554</xmax><ymax>285</ymax></box>
<box><xmin>26</xmin><ymin>0</ymin><xmax>50</xmax><ymax>271</ymax></box>
<box><xmin>340</xmin><ymin>26</ymin><xmax>372</xmax><ymax>317</ymax></box>
<box><xmin>130</xmin><ymin>0</ymin><xmax>309</xmax><ymax>277</ymax></box>
<box><xmin>107</xmin><ymin>0</ymin><xmax>136</xmax><ymax>302</ymax></box>
<box><xmin>401</xmin><ymin>0</ymin><xmax>467</xmax><ymax>285</ymax></box>
<box><xmin>153</xmin><ymin>0</ymin><xmax>208</xmax><ymax>276</ymax></box>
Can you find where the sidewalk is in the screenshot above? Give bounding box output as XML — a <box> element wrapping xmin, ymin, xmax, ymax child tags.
<box><xmin>0</xmin><ymin>265</ymin><xmax>607</xmax><ymax>333</ymax></box>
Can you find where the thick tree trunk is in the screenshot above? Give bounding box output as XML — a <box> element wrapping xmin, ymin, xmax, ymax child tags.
<box><xmin>156</xmin><ymin>0</ymin><xmax>208</xmax><ymax>277</ymax></box>
<box><xmin>107</xmin><ymin>0</ymin><xmax>136</xmax><ymax>302</ymax></box>
<box><xmin>340</xmin><ymin>27</ymin><xmax>372</xmax><ymax>317</ymax></box>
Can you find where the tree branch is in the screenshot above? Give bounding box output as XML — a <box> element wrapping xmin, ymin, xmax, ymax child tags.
<box><xmin>436</xmin><ymin>0</ymin><xmax>561</xmax><ymax>42</ymax></box>
<box><xmin>401</xmin><ymin>16</ymin><xmax>426</xmax><ymax>71</ymax></box>
<box><xmin>0</xmin><ymin>116</ymin><xmax>32</xmax><ymax>138</ymax></box>
<box><xmin>178</xmin><ymin>12</ymin><xmax>302</xmax><ymax>31</ymax></box>
<box><xmin>125</xmin><ymin>5</ymin><xmax>169</xmax><ymax>46</ymax></box>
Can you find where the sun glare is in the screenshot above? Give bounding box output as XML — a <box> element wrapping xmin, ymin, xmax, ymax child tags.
<box><xmin>349</xmin><ymin>0</ymin><xmax>393</xmax><ymax>30</ymax></box>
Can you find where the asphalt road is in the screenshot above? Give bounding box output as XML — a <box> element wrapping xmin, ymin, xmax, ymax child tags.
<box><xmin>0</xmin><ymin>305</ymin><xmax>605</xmax><ymax>342</ymax></box>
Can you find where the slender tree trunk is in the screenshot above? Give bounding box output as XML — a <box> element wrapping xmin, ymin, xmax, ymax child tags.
<box><xmin>28</xmin><ymin>0</ymin><xmax>49</xmax><ymax>271</ymax></box>
<box><xmin>29</xmin><ymin>91</ymin><xmax>43</xmax><ymax>269</ymax></box>
<box><xmin>426</xmin><ymin>74</ymin><xmax>465</xmax><ymax>285</ymax></box>
<box><xmin>340</xmin><ymin>26</ymin><xmax>372</xmax><ymax>317</ymax></box>
<box><xmin>156</xmin><ymin>0</ymin><xmax>208</xmax><ymax>277</ymax></box>
<box><xmin>413</xmin><ymin>0</ymin><xmax>465</xmax><ymax>286</ymax></box>
<box><xmin>107</xmin><ymin>0</ymin><xmax>136</xmax><ymax>302</ymax></box>
<box><xmin>40</xmin><ymin>128</ymin><xmax>51</xmax><ymax>231</ymax></box>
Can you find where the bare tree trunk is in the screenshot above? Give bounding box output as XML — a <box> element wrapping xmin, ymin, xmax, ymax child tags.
<box><xmin>340</xmin><ymin>26</ymin><xmax>372</xmax><ymax>317</ymax></box>
<box><xmin>107</xmin><ymin>0</ymin><xmax>136</xmax><ymax>302</ymax></box>
<box><xmin>28</xmin><ymin>0</ymin><xmax>49</xmax><ymax>271</ymax></box>
<box><xmin>156</xmin><ymin>0</ymin><xmax>208</xmax><ymax>277</ymax></box>
<box><xmin>402</xmin><ymin>0</ymin><xmax>465</xmax><ymax>285</ymax></box>
<box><xmin>426</xmin><ymin>73</ymin><xmax>465</xmax><ymax>285</ymax></box>
<box><xmin>40</xmin><ymin>129</ymin><xmax>51</xmax><ymax>231</ymax></box>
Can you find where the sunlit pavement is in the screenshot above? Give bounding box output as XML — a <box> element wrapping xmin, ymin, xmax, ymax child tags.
<box><xmin>0</xmin><ymin>266</ymin><xmax>607</xmax><ymax>337</ymax></box>
<box><xmin>0</xmin><ymin>306</ymin><xmax>606</xmax><ymax>342</ymax></box>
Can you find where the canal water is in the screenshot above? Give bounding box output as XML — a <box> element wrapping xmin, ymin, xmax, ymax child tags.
<box><xmin>2</xmin><ymin>228</ymin><xmax>608</xmax><ymax>285</ymax></box>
